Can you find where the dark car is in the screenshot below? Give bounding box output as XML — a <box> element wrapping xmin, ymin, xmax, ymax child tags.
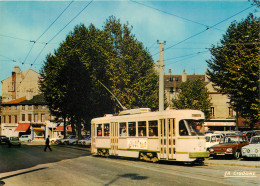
<box><xmin>209</xmin><ymin>135</ymin><xmax>249</xmax><ymax>159</ymax></box>
<box><xmin>0</xmin><ymin>136</ymin><xmax>9</xmax><ymax>144</ymax></box>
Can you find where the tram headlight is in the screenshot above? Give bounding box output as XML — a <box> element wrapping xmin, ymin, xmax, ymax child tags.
<box><xmin>226</xmin><ymin>148</ymin><xmax>233</xmax><ymax>153</ymax></box>
<box><xmin>255</xmin><ymin>149</ymin><xmax>258</xmax><ymax>153</ymax></box>
<box><xmin>247</xmin><ymin>149</ymin><xmax>250</xmax><ymax>153</ymax></box>
<box><xmin>242</xmin><ymin>148</ymin><xmax>246</xmax><ymax>153</ymax></box>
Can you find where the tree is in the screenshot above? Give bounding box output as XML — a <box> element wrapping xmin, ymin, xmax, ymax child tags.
<box><xmin>104</xmin><ymin>16</ymin><xmax>159</xmax><ymax>111</ymax></box>
<box><xmin>172</xmin><ymin>80</ymin><xmax>212</xmax><ymax>120</ymax></box>
<box><xmin>206</xmin><ymin>14</ymin><xmax>259</xmax><ymax>129</ymax></box>
<box><xmin>40</xmin><ymin>17</ymin><xmax>159</xmax><ymax>136</ymax></box>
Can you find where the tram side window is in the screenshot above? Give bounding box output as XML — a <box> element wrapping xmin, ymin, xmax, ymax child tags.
<box><xmin>104</xmin><ymin>123</ymin><xmax>110</xmax><ymax>136</ymax></box>
<box><xmin>138</xmin><ymin>121</ymin><xmax>146</xmax><ymax>137</ymax></box>
<box><xmin>120</xmin><ymin>122</ymin><xmax>127</xmax><ymax>136</ymax></box>
<box><xmin>179</xmin><ymin>120</ymin><xmax>188</xmax><ymax>136</ymax></box>
<box><xmin>128</xmin><ymin>122</ymin><xmax>136</xmax><ymax>136</ymax></box>
<box><xmin>97</xmin><ymin>124</ymin><xmax>102</xmax><ymax>136</ymax></box>
<box><xmin>148</xmin><ymin>120</ymin><xmax>158</xmax><ymax>137</ymax></box>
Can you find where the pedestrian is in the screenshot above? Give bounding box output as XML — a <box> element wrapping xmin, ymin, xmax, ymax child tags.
<box><xmin>44</xmin><ymin>135</ymin><xmax>52</xmax><ymax>152</ymax></box>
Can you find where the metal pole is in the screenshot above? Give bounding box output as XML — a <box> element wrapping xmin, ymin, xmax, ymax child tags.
<box><xmin>158</xmin><ymin>41</ymin><xmax>165</xmax><ymax>112</ymax></box>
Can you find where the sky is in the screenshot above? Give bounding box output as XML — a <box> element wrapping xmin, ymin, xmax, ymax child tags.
<box><xmin>0</xmin><ymin>0</ymin><xmax>259</xmax><ymax>96</ymax></box>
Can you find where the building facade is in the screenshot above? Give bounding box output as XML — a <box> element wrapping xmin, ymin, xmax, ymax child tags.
<box><xmin>1</xmin><ymin>66</ymin><xmax>40</xmax><ymax>103</ymax></box>
<box><xmin>164</xmin><ymin>70</ymin><xmax>237</xmax><ymax>131</ymax></box>
<box><xmin>0</xmin><ymin>66</ymin><xmax>58</xmax><ymax>139</ymax></box>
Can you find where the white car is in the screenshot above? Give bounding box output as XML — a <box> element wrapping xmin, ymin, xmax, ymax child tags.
<box><xmin>19</xmin><ymin>135</ymin><xmax>32</xmax><ymax>142</ymax></box>
<box><xmin>242</xmin><ymin>136</ymin><xmax>260</xmax><ymax>159</ymax></box>
<box><xmin>206</xmin><ymin>133</ymin><xmax>223</xmax><ymax>151</ymax></box>
<box><xmin>60</xmin><ymin>135</ymin><xmax>76</xmax><ymax>145</ymax></box>
<box><xmin>78</xmin><ymin>136</ymin><xmax>91</xmax><ymax>146</ymax></box>
<box><xmin>50</xmin><ymin>135</ymin><xmax>63</xmax><ymax>144</ymax></box>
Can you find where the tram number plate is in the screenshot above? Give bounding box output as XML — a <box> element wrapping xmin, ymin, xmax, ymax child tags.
<box><xmin>217</xmin><ymin>153</ymin><xmax>225</xmax><ymax>155</ymax></box>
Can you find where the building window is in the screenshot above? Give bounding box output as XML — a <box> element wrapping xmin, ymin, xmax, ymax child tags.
<box><xmin>28</xmin><ymin>114</ymin><xmax>32</xmax><ymax>122</ymax></box>
<box><xmin>9</xmin><ymin>106</ymin><xmax>11</xmax><ymax>110</ymax></box>
<box><xmin>41</xmin><ymin>114</ymin><xmax>45</xmax><ymax>122</ymax></box>
<box><xmin>34</xmin><ymin>114</ymin><xmax>38</xmax><ymax>122</ymax></box>
<box><xmin>14</xmin><ymin>115</ymin><xmax>17</xmax><ymax>123</ymax></box>
<box><xmin>6</xmin><ymin>106</ymin><xmax>9</xmax><ymax>110</ymax></box>
<box><xmin>22</xmin><ymin>105</ymin><xmax>25</xmax><ymax>110</ymax></box>
<box><xmin>210</xmin><ymin>107</ymin><xmax>215</xmax><ymax>117</ymax></box>
<box><xmin>15</xmin><ymin>106</ymin><xmax>17</xmax><ymax>110</ymax></box>
<box><xmin>2</xmin><ymin>116</ymin><xmax>5</xmax><ymax>123</ymax></box>
<box><xmin>22</xmin><ymin>114</ymin><xmax>25</xmax><ymax>121</ymax></box>
<box><xmin>28</xmin><ymin>105</ymin><xmax>32</xmax><ymax>110</ymax></box>
<box><xmin>229</xmin><ymin>107</ymin><xmax>234</xmax><ymax>117</ymax></box>
<box><xmin>9</xmin><ymin>115</ymin><xmax>12</xmax><ymax>123</ymax></box>
<box><xmin>34</xmin><ymin>105</ymin><xmax>38</xmax><ymax>109</ymax></box>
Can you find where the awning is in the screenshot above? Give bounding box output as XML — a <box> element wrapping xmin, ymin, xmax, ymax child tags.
<box><xmin>55</xmin><ymin>125</ymin><xmax>72</xmax><ymax>132</ymax></box>
<box><xmin>15</xmin><ymin>123</ymin><xmax>30</xmax><ymax>132</ymax></box>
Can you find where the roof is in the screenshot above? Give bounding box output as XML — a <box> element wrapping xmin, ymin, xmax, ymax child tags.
<box><xmin>2</xmin><ymin>96</ymin><xmax>26</xmax><ymax>105</ymax></box>
<box><xmin>164</xmin><ymin>74</ymin><xmax>207</xmax><ymax>89</ymax></box>
<box><xmin>19</xmin><ymin>94</ymin><xmax>46</xmax><ymax>105</ymax></box>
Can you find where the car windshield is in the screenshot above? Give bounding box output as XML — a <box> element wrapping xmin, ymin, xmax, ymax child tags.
<box><xmin>10</xmin><ymin>137</ymin><xmax>19</xmax><ymax>140</ymax></box>
<box><xmin>220</xmin><ymin>136</ymin><xmax>239</xmax><ymax>143</ymax></box>
<box><xmin>250</xmin><ymin>137</ymin><xmax>260</xmax><ymax>144</ymax></box>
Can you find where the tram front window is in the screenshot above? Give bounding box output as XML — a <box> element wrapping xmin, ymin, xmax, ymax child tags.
<box><xmin>179</xmin><ymin>120</ymin><xmax>204</xmax><ymax>136</ymax></box>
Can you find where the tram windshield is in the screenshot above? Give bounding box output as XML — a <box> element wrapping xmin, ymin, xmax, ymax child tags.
<box><xmin>179</xmin><ymin>120</ymin><xmax>204</xmax><ymax>136</ymax></box>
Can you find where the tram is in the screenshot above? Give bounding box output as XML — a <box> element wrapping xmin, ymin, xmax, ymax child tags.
<box><xmin>91</xmin><ymin>108</ymin><xmax>209</xmax><ymax>163</ymax></box>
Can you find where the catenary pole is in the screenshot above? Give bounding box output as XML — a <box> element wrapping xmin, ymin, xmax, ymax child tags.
<box><xmin>158</xmin><ymin>41</ymin><xmax>165</xmax><ymax>112</ymax></box>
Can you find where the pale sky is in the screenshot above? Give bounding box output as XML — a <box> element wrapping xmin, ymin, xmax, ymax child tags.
<box><xmin>0</xmin><ymin>0</ymin><xmax>258</xmax><ymax>96</ymax></box>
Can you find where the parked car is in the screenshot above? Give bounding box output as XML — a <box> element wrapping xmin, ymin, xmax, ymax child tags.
<box><xmin>242</xmin><ymin>136</ymin><xmax>260</xmax><ymax>159</ymax></box>
<box><xmin>205</xmin><ymin>133</ymin><xmax>223</xmax><ymax>151</ymax></box>
<box><xmin>8</xmin><ymin>137</ymin><xmax>21</xmax><ymax>147</ymax></box>
<box><xmin>0</xmin><ymin>135</ymin><xmax>9</xmax><ymax>144</ymax></box>
<box><xmin>19</xmin><ymin>135</ymin><xmax>32</xmax><ymax>142</ymax></box>
<box><xmin>78</xmin><ymin>136</ymin><xmax>91</xmax><ymax>146</ymax></box>
<box><xmin>50</xmin><ymin>135</ymin><xmax>63</xmax><ymax>144</ymax></box>
<box><xmin>213</xmin><ymin>131</ymin><xmax>236</xmax><ymax>136</ymax></box>
<box><xmin>67</xmin><ymin>137</ymin><xmax>78</xmax><ymax>145</ymax></box>
<box><xmin>60</xmin><ymin>135</ymin><xmax>76</xmax><ymax>145</ymax></box>
<box><xmin>209</xmin><ymin>135</ymin><xmax>249</xmax><ymax>159</ymax></box>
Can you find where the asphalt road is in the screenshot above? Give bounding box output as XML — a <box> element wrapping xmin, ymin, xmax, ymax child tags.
<box><xmin>0</xmin><ymin>143</ymin><xmax>259</xmax><ymax>186</ymax></box>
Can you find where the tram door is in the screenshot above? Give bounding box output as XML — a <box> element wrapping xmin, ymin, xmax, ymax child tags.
<box><xmin>91</xmin><ymin>124</ymin><xmax>95</xmax><ymax>153</ymax></box>
<box><xmin>159</xmin><ymin>118</ymin><xmax>176</xmax><ymax>160</ymax></box>
<box><xmin>110</xmin><ymin>122</ymin><xmax>119</xmax><ymax>156</ymax></box>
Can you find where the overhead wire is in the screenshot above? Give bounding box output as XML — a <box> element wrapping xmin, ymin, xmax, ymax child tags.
<box><xmin>151</xmin><ymin>5</ymin><xmax>254</xmax><ymax>57</ymax></box>
<box><xmin>130</xmin><ymin>0</ymin><xmax>224</xmax><ymax>32</ymax></box>
<box><xmin>16</xmin><ymin>0</ymin><xmax>94</xmax><ymax>90</ymax></box>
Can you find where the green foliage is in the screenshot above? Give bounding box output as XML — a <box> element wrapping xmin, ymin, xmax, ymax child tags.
<box><xmin>207</xmin><ymin>14</ymin><xmax>259</xmax><ymax>128</ymax></box>
<box><xmin>172</xmin><ymin>80</ymin><xmax>212</xmax><ymax>120</ymax></box>
<box><xmin>39</xmin><ymin>17</ymin><xmax>159</xmax><ymax>132</ymax></box>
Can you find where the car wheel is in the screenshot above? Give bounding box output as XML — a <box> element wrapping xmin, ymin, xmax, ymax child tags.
<box><xmin>234</xmin><ymin>151</ymin><xmax>240</xmax><ymax>159</ymax></box>
<box><xmin>28</xmin><ymin>140</ymin><xmax>31</xmax><ymax>143</ymax></box>
<box><xmin>51</xmin><ymin>140</ymin><xmax>55</xmax><ymax>144</ymax></box>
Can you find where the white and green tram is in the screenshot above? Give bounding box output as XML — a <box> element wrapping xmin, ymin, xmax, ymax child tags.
<box><xmin>91</xmin><ymin>108</ymin><xmax>209</xmax><ymax>163</ymax></box>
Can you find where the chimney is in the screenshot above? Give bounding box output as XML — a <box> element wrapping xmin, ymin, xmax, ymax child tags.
<box><xmin>26</xmin><ymin>91</ymin><xmax>33</xmax><ymax>100</ymax></box>
<box><xmin>205</xmin><ymin>68</ymin><xmax>210</xmax><ymax>82</ymax></box>
<box><xmin>13</xmin><ymin>66</ymin><xmax>20</xmax><ymax>74</ymax></box>
<box><xmin>182</xmin><ymin>70</ymin><xmax>187</xmax><ymax>82</ymax></box>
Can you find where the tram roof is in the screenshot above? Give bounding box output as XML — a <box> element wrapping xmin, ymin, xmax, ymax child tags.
<box><xmin>91</xmin><ymin>109</ymin><xmax>204</xmax><ymax>123</ymax></box>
